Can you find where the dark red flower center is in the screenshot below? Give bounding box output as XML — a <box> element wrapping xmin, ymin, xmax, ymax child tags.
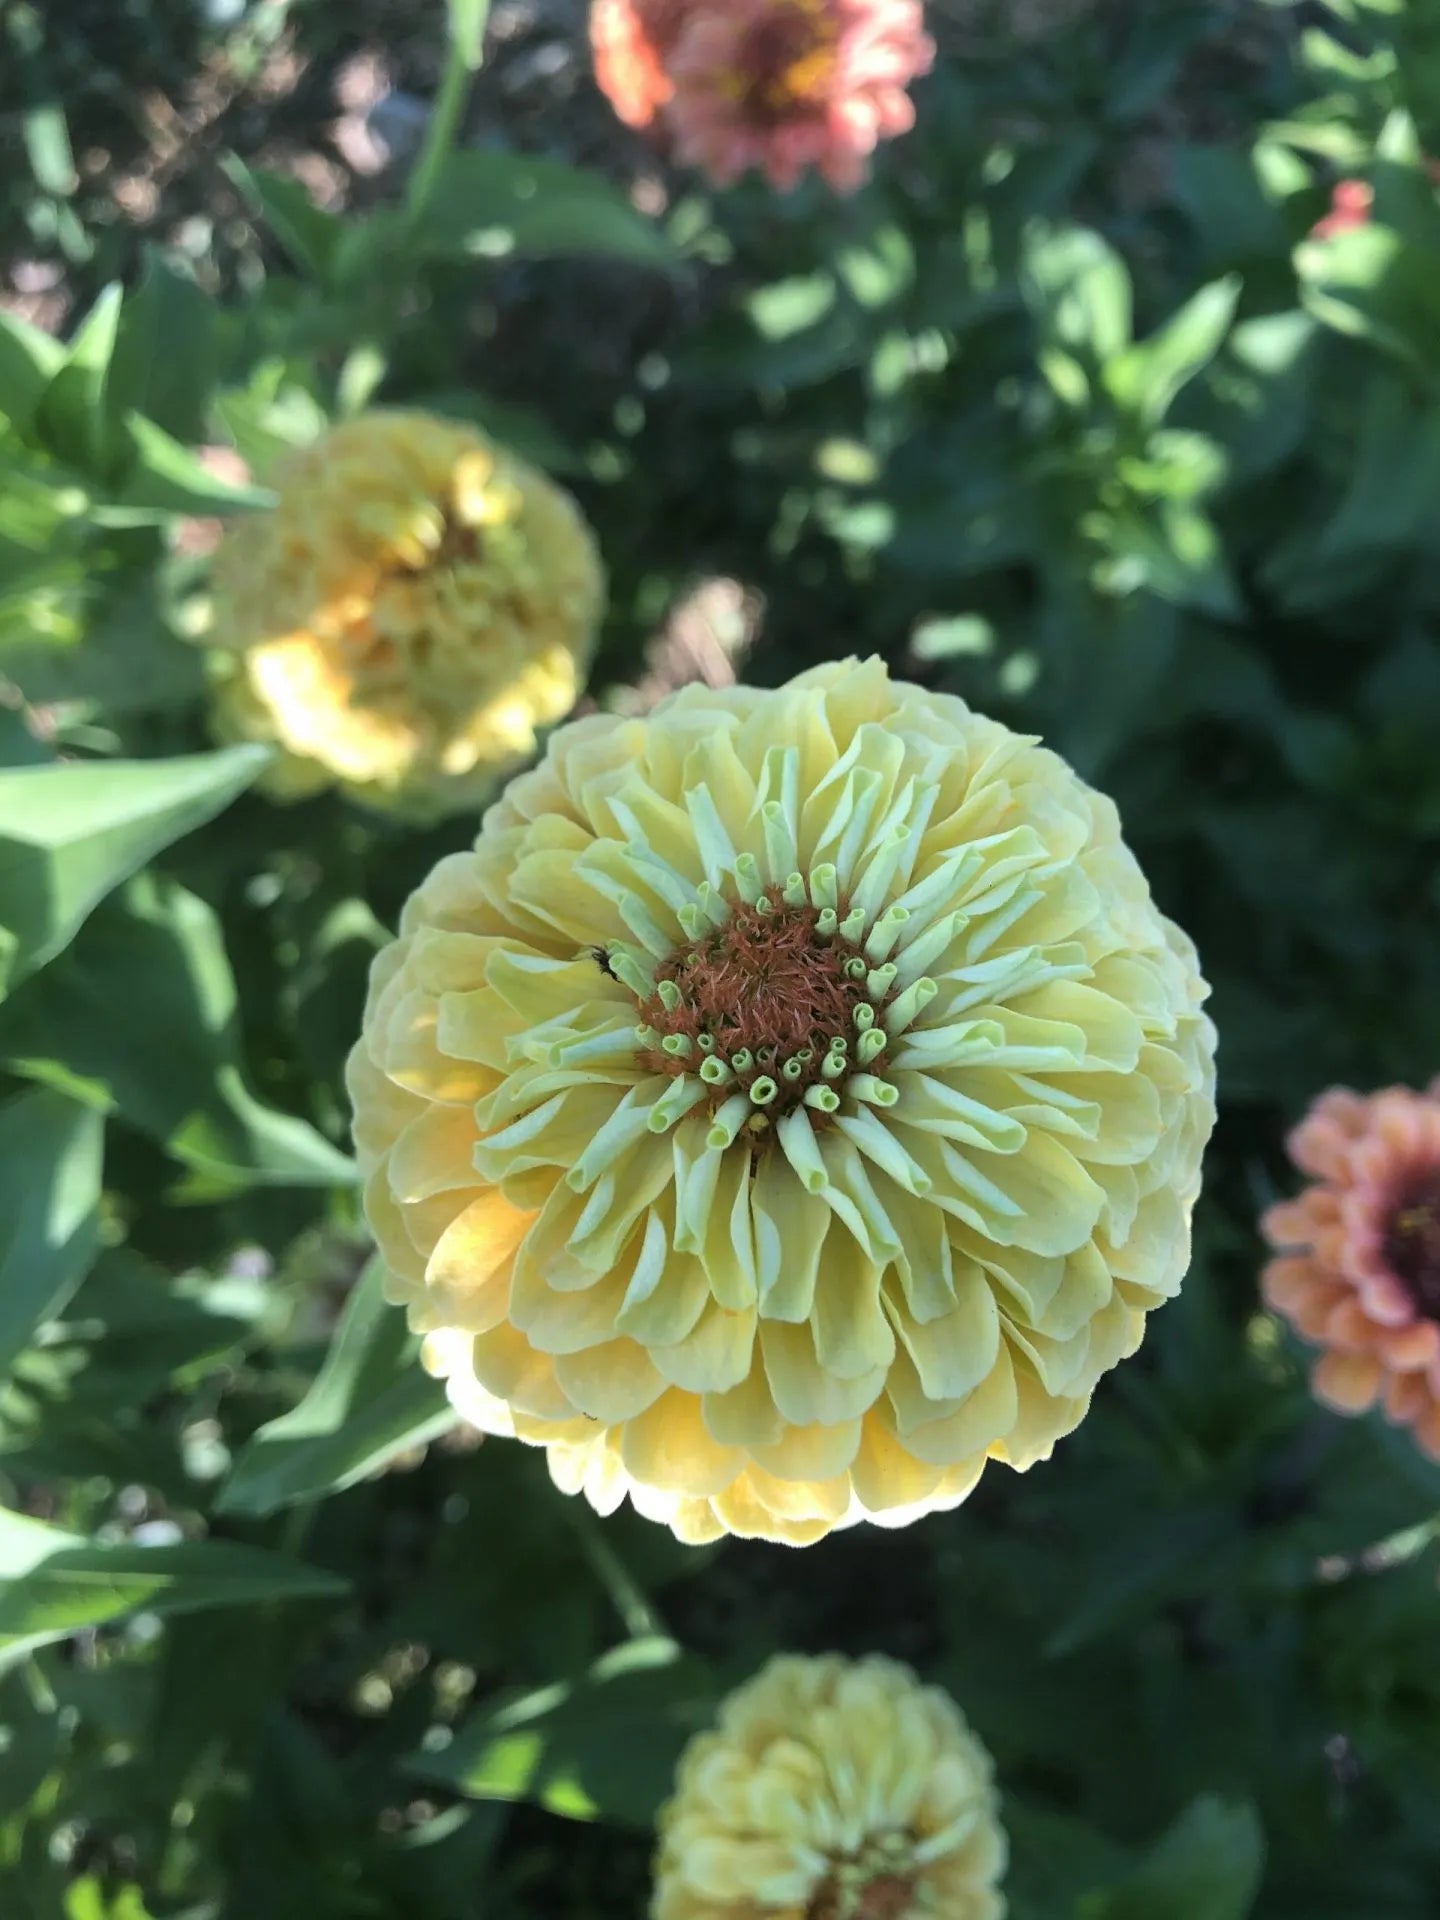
<box><xmin>1384</xmin><ymin>1168</ymin><xmax>1440</xmax><ymax>1322</ymax></box>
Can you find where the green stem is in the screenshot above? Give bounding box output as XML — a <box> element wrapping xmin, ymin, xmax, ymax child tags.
<box><xmin>405</xmin><ymin>1</ymin><xmax>491</xmax><ymax>228</ymax></box>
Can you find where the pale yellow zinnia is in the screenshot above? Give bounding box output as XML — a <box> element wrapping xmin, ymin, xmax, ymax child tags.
<box><xmin>347</xmin><ymin>658</ymin><xmax>1216</xmax><ymax>1545</ymax></box>
<box><xmin>209</xmin><ymin>410</ymin><xmax>604</xmax><ymax>816</ymax></box>
<box><xmin>652</xmin><ymin>1652</ymin><xmax>1006</xmax><ymax>1920</ymax></box>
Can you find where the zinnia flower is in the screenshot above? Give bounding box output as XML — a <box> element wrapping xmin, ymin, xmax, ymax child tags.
<box><xmin>209</xmin><ymin>410</ymin><xmax>604</xmax><ymax>817</ymax></box>
<box><xmin>652</xmin><ymin>1652</ymin><xmax>1005</xmax><ymax>1920</ymax></box>
<box><xmin>1262</xmin><ymin>1082</ymin><xmax>1440</xmax><ymax>1459</ymax></box>
<box><xmin>590</xmin><ymin>0</ymin><xmax>935</xmax><ymax>194</ymax></box>
<box><xmin>348</xmin><ymin>658</ymin><xmax>1216</xmax><ymax>1546</ymax></box>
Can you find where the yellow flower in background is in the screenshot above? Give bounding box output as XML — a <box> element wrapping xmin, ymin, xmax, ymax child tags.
<box><xmin>652</xmin><ymin>1653</ymin><xmax>1006</xmax><ymax>1920</ymax></box>
<box><xmin>347</xmin><ymin>659</ymin><xmax>1216</xmax><ymax>1545</ymax></box>
<box><xmin>209</xmin><ymin>410</ymin><xmax>604</xmax><ymax>816</ymax></box>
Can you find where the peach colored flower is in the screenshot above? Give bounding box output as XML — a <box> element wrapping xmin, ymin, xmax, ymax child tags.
<box><xmin>1262</xmin><ymin>1082</ymin><xmax>1440</xmax><ymax>1459</ymax></box>
<box><xmin>590</xmin><ymin>0</ymin><xmax>692</xmax><ymax>129</ymax></box>
<box><xmin>348</xmin><ymin>658</ymin><xmax>1216</xmax><ymax>1547</ymax></box>
<box><xmin>1311</xmin><ymin>179</ymin><xmax>1373</xmax><ymax>241</ymax></box>
<box><xmin>668</xmin><ymin>0</ymin><xmax>935</xmax><ymax>193</ymax></box>
<box><xmin>652</xmin><ymin>1653</ymin><xmax>1005</xmax><ymax>1920</ymax></box>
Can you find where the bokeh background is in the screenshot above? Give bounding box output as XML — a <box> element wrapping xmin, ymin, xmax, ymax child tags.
<box><xmin>3</xmin><ymin>1</ymin><xmax>1440</xmax><ymax>1914</ymax></box>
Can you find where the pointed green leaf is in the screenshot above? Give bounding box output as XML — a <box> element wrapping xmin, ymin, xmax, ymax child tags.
<box><xmin>36</xmin><ymin>283</ymin><xmax>124</xmax><ymax>474</ymax></box>
<box><xmin>90</xmin><ymin>412</ymin><xmax>276</xmax><ymax>527</ymax></box>
<box><xmin>222</xmin><ymin>158</ymin><xmax>342</xmax><ymax>283</ymax></box>
<box><xmin>0</xmin><ymin>1509</ymin><xmax>348</xmax><ymax>1669</ymax></box>
<box><xmin>1105</xmin><ymin>275</ymin><xmax>1241</xmax><ymax>423</ymax></box>
<box><xmin>0</xmin><ymin>307</ymin><xmax>65</xmax><ymax>435</ymax></box>
<box><xmin>0</xmin><ymin>744</ymin><xmax>270</xmax><ymax>994</ymax></box>
<box><xmin>219</xmin><ymin>1257</ymin><xmax>455</xmax><ymax>1516</ymax></box>
<box><xmin>0</xmin><ymin>1085</ymin><xmax>102</xmax><ymax>1375</ymax></box>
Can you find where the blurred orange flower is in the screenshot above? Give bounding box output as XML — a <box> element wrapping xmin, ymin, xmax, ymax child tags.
<box><xmin>1262</xmin><ymin>1082</ymin><xmax>1440</xmax><ymax>1458</ymax></box>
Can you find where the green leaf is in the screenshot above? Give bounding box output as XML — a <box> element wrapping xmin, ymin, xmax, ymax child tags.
<box><xmin>0</xmin><ymin>1509</ymin><xmax>348</xmax><ymax>1669</ymax></box>
<box><xmin>1023</xmin><ymin>225</ymin><xmax>1134</xmax><ymax>363</ymax></box>
<box><xmin>219</xmin><ymin>1257</ymin><xmax>454</xmax><ymax>1516</ymax></box>
<box><xmin>1086</xmin><ymin>1797</ymin><xmax>1265</xmax><ymax>1920</ymax></box>
<box><xmin>0</xmin><ymin>744</ymin><xmax>270</xmax><ymax>994</ymax></box>
<box><xmin>36</xmin><ymin>283</ymin><xmax>124</xmax><ymax>475</ymax></box>
<box><xmin>0</xmin><ymin>875</ymin><xmax>356</xmax><ymax>1191</ymax></box>
<box><xmin>108</xmin><ymin>258</ymin><xmax>222</xmax><ymax>443</ymax></box>
<box><xmin>89</xmin><ymin>411</ymin><xmax>276</xmax><ymax>526</ymax></box>
<box><xmin>1105</xmin><ymin>275</ymin><xmax>1242</xmax><ymax>423</ymax></box>
<box><xmin>414</xmin><ymin>151</ymin><xmax>679</xmax><ymax>269</ymax></box>
<box><xmin>0</xmin><ymin>307</ymin><xmax>65</xmax><ymax>436</ymax></box>
<box><xmin>223</xmin><ymin>158</ymin><xmax>342</xmax><ymax>283</ymax></box>
<box><xmin>0</xmin><ymin>1085</ymin><xmax>102</xmax><ymax>1376</ymax></box>
<box><xmin>409</xmin><ymin>1638</ymin><xmax>715</xmax><ymax>1828</ymax></box>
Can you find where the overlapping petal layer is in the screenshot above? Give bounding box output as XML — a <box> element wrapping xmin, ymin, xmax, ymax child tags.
<box><xmin>1262</xmin><ymin>1081</ymin><xmax>1440</xmax><ymax>1458</ymax></box>
<box><xmin>349</xmin><ymin>659</ymin><xmax>1216</xmax><ymax>1544</ymax></box>
<box><xmin>210</xmin><ymin>410</ymin><xmax>604</xmax><ymax>817</ymax></box>
<box><xmin>651</xmin><ymin>1652</ymin><xmax>1006</xmax><ymax>1920</ymax></box>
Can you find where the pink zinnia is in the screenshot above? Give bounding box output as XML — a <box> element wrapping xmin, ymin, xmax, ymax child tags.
<box><xmin>1311</xmin><ymin>179</ymin><xmax>1373</xmax><ymax>241</ymax></box>
<box><xmin>1261</xmin><ymin>1083</ymin><xmax>1440</xmax><ymax>1459</ymax></box>
<box><xmin>592</xmin><ymin>0</ymin><xmax>935</xmax><ymax>195</ymax></box>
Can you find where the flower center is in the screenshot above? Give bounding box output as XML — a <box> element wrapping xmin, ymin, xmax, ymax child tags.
<box><xmin>723</xmin><ymin>0</ymin><xmax>840</xmax><ymax>119</ymax></box>
<box><xmin>1384</xmin><ymin>1168</ymin><xmax>1440</xmax><ymax>1322</ymax></box>
<box><xmin>636</xmin><ymin>888</ymin><xmax>900</xmax><ymax>1138</ymax></box>
<box><xmin>806</xmin><ymin>1844</ymin><xmax>917</xmax><ymax>1920</ymax></box>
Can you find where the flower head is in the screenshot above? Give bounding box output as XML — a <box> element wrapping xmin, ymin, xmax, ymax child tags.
<box><xmin>348</xmin><ymin>659</ymin><xmax>1216</xmax><ymax>1546</ymax></box>
<box><xmin>652</xmin><ymin>1652</ymin><xmax>1005</xmax><ymax>1920</ymax></box>
<box><xmin>1262</xmin><ymin>1082</ymin><xmax>1440</xmax><ymax>1458</ymax></box>
<box><xmin>210</xmin><ymin>410</ymin><xmax>604</xmax><ymax>817</ymax></box>
<box><xmin>590</xmin><ymin>0</ymin><xmax>935</xmax><ymax>194</ymax></box>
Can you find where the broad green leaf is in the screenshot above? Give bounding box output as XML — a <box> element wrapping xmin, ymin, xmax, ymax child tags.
<box><xmin>414</xmin><ymin>151</ymin><xmax>679</xmax><ymax>269</ymax></box>
<box><xmin>409</xmin><ymin>1637</ymin><xmax>715</xmax><ymax>1828</ymax></box>
<box><xmin>0</xmin><ymin>875</ymin><xmax>356</xmax><ymax>1191</ymax></box>
<box><xmin>0</xmin><ymin>1508</ymin><xmax>348</xmax><ymax>1669</ymax></box>
<box><xmin>1086</xmin><ymin>1797</ymin><xmax>1265</xmax><ymax>1920</ymax></box>
<box><xmin>0</xmin><ymin>743</ymin><xmax>270</xmax><ymax>994</ymax></box>
<box><xmin>218</xmin><ymin>1257</ymin><xmax>454</xmax><ymax>1516</ymax></box>
<box><xmin>1105</xmin><ymin>275</ymin><xmax>1242</xmax><ymax>423</ymax></box>
<box><xmin>0</xmin><ymin>1085</ymin><xmax>102</xmax><ymax>1376</ymax></box>
<box><xmin>108</xmin><ymin>257</ymin><xmax>221</xmax><ymax>443</ymax></box>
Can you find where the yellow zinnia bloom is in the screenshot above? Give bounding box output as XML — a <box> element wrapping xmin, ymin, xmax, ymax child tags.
<box><xmin>652</xmin><ymin>1652</ymin><xmax>1006</xmax><ymax>1920</ymax></box>
<box><xmin>347</xmin><ymin>659</ymin><xmax>1217</xmax><ymax>1545</ymax></box>
<box><xmin>209</xmin><ymin>410</ymin><xmax>604</xmax><ymax>816</ymax></box>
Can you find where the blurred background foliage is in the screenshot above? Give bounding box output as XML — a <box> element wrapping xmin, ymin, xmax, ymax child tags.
<box><xmin>2</xmin><ymin>0</ymin><xmax>1440</xmax><ymax>1914</ymax></box>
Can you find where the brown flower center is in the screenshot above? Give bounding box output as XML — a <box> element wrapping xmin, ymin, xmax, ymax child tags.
<box><xmin>637</xmin><ymin>893</ymin><xmax>895</xmax><ymax>1125</ymax></box>
<box><xmin>1384</xmin><ymin>1168</ymin><xmax>1440</xmax><ymax>1321</ymax></box>
<box><xmin>806</xmin><ymin>1869</ymin><xmax>917</xmax><ymax>1920</ymax></box>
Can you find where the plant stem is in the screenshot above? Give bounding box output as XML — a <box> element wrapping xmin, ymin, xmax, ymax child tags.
<box><xmin>405</xmin><ymin>0</ymin><xmax>492</xmax><ymax>229</ymax></box>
